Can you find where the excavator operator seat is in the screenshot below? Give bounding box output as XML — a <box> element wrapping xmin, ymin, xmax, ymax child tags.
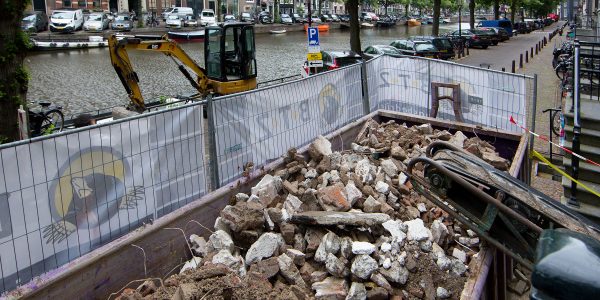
<box><xmin>205</xmin><ymin>23</ymin><xmax>257</xmax><ymax>82</ymax></box>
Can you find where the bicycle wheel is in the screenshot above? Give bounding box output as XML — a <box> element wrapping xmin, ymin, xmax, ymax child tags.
<box><xmin>555</xmin><ymin>64</ymin><xmax>568</xmax><ymax>80</ymax></box>
<box><xmin>40</xmin><ymin>109</ymin><xmax>64</xmax><ymax>134</ymax></box>
<box><xmin>551</xmin><ymin>110</ymin><xmax>561</xmax><ymax>137</ymax></box>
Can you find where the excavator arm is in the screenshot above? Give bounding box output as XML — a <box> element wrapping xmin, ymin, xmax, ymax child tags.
<box><xmin>108</xmin><ymin>35</ymin><xmax>211</xmax><ymax>112</ymax></box>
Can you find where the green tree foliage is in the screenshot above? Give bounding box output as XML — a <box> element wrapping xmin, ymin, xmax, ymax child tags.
<box><xmin>0</xmin><ymin>0</ymin><xmax>30</xmax><ymax>142</ymax></box>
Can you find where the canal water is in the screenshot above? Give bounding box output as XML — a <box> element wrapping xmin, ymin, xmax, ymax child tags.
<box><xmin>25</xmin><ymin>23</ymin><xmax>463</xmax><ymax>116</ymax></box>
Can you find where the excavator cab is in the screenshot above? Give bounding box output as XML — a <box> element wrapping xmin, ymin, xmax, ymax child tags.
<box><xmin>205</xmin><ymin>23</ymin><xmax>257</xmax><ymax>95</ymax></box>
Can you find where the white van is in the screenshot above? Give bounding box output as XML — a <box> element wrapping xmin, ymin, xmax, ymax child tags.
<box><xmin>200</xmin><ymin>9</ymin><xmax>216</xmax><ymax>26</ymax></box>
<box><xmin>168</xmin><ymin>7</ymin><xmax>194</xmax><ymax>18</ymax></box>
<box><xmin>49</xmin><ymin>9</ymin><xmax>83</xmax><ymax>33</ymax></box>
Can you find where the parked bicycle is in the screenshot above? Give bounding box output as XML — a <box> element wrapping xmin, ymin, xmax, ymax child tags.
<box><xmin>28</xmin><ymin>102</ymin><xmax>64</xmax><ymax>137</ymax></box>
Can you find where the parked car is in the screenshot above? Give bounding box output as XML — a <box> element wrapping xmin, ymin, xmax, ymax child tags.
<box><xmin>409</xmin><ymin>36</ymin><xmax>455</xmax><ymax>59</ymax></box>
<box><xmin>339</xmin><ymin>14</ymin><xmax>350</xmax><ymax>22</ymax></box>
<box><xmin>50</xmin><ymin>8</ymin><xmax>84</xmax><ymax>32</ymax></box>
<box><xmin>292</xmin><ymin>13</ymin><xmax>304</xmax><ymax>23</ymax></box>
<box><xmin>280</xmin><ymin>14</ymin><xmax>293</xmax><ymax>24</ymax></box>
<box><xmin>390</xmin><ymin>39</ymin><xmax>440</xmax><ymax>58</ymax></box>
<box><xmin>83</xmin><ymin>13</ymin><xmax>108</xmax><ymax>31</ymax></box>
<box><xmin>321</xmin><ymin>14</ymin><xmax>332</xmax><ymax>22</ymax></box>
<box><xmin>224</xmin><ymin>14</ymin><xmax>236</xmax><ymax>23</ymax></box>
<box><xmin>167</xmin><ymin>7</ymin><xmax>194</xmax><ymax>19</ymax></box>
<box><xmin>165</xmin><ymin>14</ymin><xmax>183</xmax><ymax>28</ymax></box>
<box><xmin>476</xmin><ymin>27</ymin><xmax>501</xmax><ymax>45</ymax></box>
<box><xmin>477</xmin><ymin>19</ymin><xmax>514</xmax><ymax>37</ymax></box>
<box><xmin>200</xmin><ymin>9</ymin><xmax>216</xmax><ymax>26</ymax></box>
<box><xmin>481</xmin><ymin>27</ymin><xmax>510</xmax><ymax>42</ymax></box>
<box><xmin>360</xmin><ymin>12</ymin><xmax>372</xmax><ymax>22</ymax></box>
<box><xmin>183</xmin><ymin>14</ymin><xmax>198</xmax><ymax>27</ymax></box>
<box><xmin>22</xmin><ymin>11</ymin><xmax>48</xmax><ymax>32</ymax></box>
<box><xmin>330</xmin><ymin>14</ymin><xmax>340</xmax><ymax>22</ymax></box>
<box><xmin>162</xmin><ymin>7</ymin><xmax>174</xmax><ymax>21</ymax></box>
<box><xmin>445</xmin><ymin>29</ymin><xmax>491</xmax><ymax>49</ymax></box>
<box><xmin>241</xmin><ymin>12</ymin><xmax>254</xmax><ymax>23</ymax></box>
<box><xmin>363</xmin><ymin>45</ymin><xmax>402</xmax><ymax>59</ymax></box>
<box><xmin>310</xmin><ymin>15</ymin><xmax>321</xmax><ymax>24</ymax></box>
<box><xmin>259</xmin><ymin>11</ymin><xmax>273</xmax><ymax>24</ymax></box>
<box><xmin>305</xmin><ymin>50</ymin><xmax>363</xmax><ymax>75</ymax></box>
<box><xmin>513</xmin><ymin>21</ymin><xmax>529</xmax><ymax>34</ymax></box>
<box><xmin>475</xmin><ymin>16</ymin><xmax>487</xmax><ymax>21</ymax></box>
<box><xmin>111</xmin><ymin>14</ymin><xmax>133</xmax><ymax>31</ymax></box>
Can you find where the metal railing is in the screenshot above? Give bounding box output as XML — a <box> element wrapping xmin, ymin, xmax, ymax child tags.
<box><xmin>569</xmin><ymin>41</ymin><xmax>582</xmax><ymax>207</ymax></box>
<box><xmin>0</xmin><ymin>56</ymin><xmax>534</xmax><ymax>294</ymax></box>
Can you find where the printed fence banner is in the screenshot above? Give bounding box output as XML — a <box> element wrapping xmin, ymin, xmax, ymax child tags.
<box><xmin>0</xmin><ymin>105</ymin><xmax>206</xmax><ymax>293</ymax></box>
<box><xmin>212</xmin><ymin>65</ymin><xmax>364</xmax><ymax>185</ymax></box>
<box><xmin>367</xmin><ymin>55</ymin><xmax>528</xmax><ymax>132</ymax></box>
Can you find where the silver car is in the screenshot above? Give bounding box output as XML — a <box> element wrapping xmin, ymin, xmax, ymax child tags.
<box><xmin>84</xmin><ymin>13</ymin><xmax>109</xmax><ymax>31</ymax></box>
<box><xmin>111</xmin><ymin>14</ymin><xmax>133</xmax><ymax>31</ymax></box>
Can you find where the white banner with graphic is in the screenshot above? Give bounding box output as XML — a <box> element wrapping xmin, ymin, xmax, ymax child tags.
<box><xmin>367</xmin><ymin>55</ymin><xmax>528</xmax><ymax>132</ymax></box>
<box><xmin>213</xmin><ymin>65</ymin><xmax>364</xmax><ymax>185</ymax></box>
<box><xmin>0</xmin><ymin>105</ymin><xmax>206</xmax><ymax>292</ymax></box>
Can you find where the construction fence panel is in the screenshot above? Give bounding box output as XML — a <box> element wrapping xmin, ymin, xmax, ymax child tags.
<box><xmin>212</xmin><ymin>64</ymin><xmax>364</xmax><ymax>186</ymax></box>
<box><xmin>366</xmin><ymin>55</ymin><xmax>532</xmax><ymax>133</ymax></box>
<box><xmin>0</xmin><ymin>104</ymin><xmax>209</xmax><ymax>293</ymax></box>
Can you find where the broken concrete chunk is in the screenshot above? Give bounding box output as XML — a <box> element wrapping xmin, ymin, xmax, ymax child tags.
<box><xmin>437</xmin><ymin>287</ymin><xmax>451</xmax><ymax>299</ymax></box>
<box><xmin>278</xmin><ymin>253</ymin><xmax>306</xmax><ymax>287</ymax></box>
<box><xmin>404</xmin><ymin>218</ymin><xmax>432</xmax><ymax>241</ymax></box>
<box><xmin>380</xmin><ymin>159</ymin><xmax>398</xmax><ymax>177</ymax></box>
<box><xmin>220</xmin><ymin>201</ymin><xmax>264</xmax><ymax>233</ymax></box>
<box><xmin>450</xmin><ymin>131</ymin><xmax>467</xmax><ymax>148</ymax></box>
<box><xmin>286</xmin><ymin>248</ymin><xmax>306</xmax><ymax>266</ymax></box>
<box><xmin>416</xmin><ymin>202</ymin><xmax>427</xmax><ymax>213</ymax></box>
<box><xmin>344</xmin><ymin>181</ymin><xmax>363</xmax><ymax>206</ymax></box>
<box><xmin>369</xmin><ymin>272</ymin><xmax>393</xmax><ymax>292</ymax></box>
<box><xmin>308</xmin><ymin>135</ymin><xmax>333</xmax><ymax>161</ymax></box>
<box><xmin>482</xmin><ymin>151</ymin><xmax>510</xmax><ymax>170</ymax></box>
<box><xmin>380</xmin><ymin>261</ymin><xmax>409</xmax><ymax>285</ymax></box>
<box><xmin>291</xmin><ymin>211</ymin><xmax>391</xmax><ymax>227</ymax></box>
<box><xmin>212</xmin><ymin>249</ymin><xmax>246</xmax><ymax>277</ymax></box>
<box><xmin>190</xmin><ymin>234</ymin><xmax>208</xmax><ymax>257</ymax></box>
<box><xmin>245</xmin><ymin>232</ymin><xmax>284</xmax><ymax>265</ymax></box>
<box><xmin>355</xmin><ymin>159</ymin><xmax>374</xmax><ymax>183</ymax></box>
<box><xmin>452</xmin><ymin>248</ymin><xmax>467</xmax><ymax>263</ymax></box>
<box><xmin>374</xmin><ymin>181</ymin><xmax>389</xmax><ymax>194</ymax></box>
<box><xmin>284</xmin><ymin>194</ymin><xmax>304</xmax><ymax>215</ymax></box>
<box><xmin>391</xmin><ymin>146</ymin><xmax>407</xmax><ymax>161</ymax></box>
<box><xmin>431</xmin><ymin>219</ymin><xmax>449</xmax><ymax>245</ymax></box>
<box><xmin>351</xmin><ymin>254</ymin><xmax>378</xmax><ymax>279</ymax></box>
<box><xmin>417</xmin><ymin>123</ymin><xmax>433</xmax><ymax>135</ymax></box>
<box><xmin>179</xmin><ymin>256</ymin><xmax>202</xmax><ymax>274</ymax></box>
<box><xmin>451</xmin><ymin>258</ymin><xmax>467</xmax><ymax>276</ymax></box>
<box><xmin>436</xmin><ymin>255</ymin><xmax>452</xmax><ymax>271</ymax></box>
<box><xmin>351</xmin><ymin>242</ymin><xmax>376</xmax><ymax>255</ymax></box>
<box><xmin>326</xmin><ymin>253</ymin><xmax>347</xmax><ymax>277</ymax></box>
<box><xmin>382</xmin><ymin>220</ymin><xmax>408</xmax><ymax>242</ymax></box>
<box><xmin>235</xmin><ymin>193</ymin><xmax>249</xmax><ymax>202</ymax></box>
<box><xmin>209</xmin><ymin>230</ymin><xmax>235</xmax><ymax>254</ymax></box>
<box><xmin>317</xmin><ymin>186</ymin><xmax>351</xmax><ymax>212</ymax></box>
<box><xmin>346</xmin><ymin>282</ymin><xmax>367</xmax><ymax>300</ymax></box>
<box><xmin>315</xmin><ymin>232</ymin><xmax>341</xmax><ymax>263</ymax></box>
<box><xmin>249</xmin><ymin>257</ymin><xmax>280</xmax><ymax>279</ymax></box>
<box><xmin>312</xmin><ymin>277</ymin><xmax>348</xmax><ymax>300</ymax></box>
<box><xmin>250</xmin><ymin>174</ymin><xmax>282</xmax><ymax>206</ymax></box>
<box><xmin>363</xmin><ymin>195</ymin><xmax>382</xmax><ymax>213</ymax></box>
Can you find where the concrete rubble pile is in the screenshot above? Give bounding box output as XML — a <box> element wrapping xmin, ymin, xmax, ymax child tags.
<box><xmin>116</xmin><ymin>120</ymin><xmax>510</xmax><ymax>300</ymax></box>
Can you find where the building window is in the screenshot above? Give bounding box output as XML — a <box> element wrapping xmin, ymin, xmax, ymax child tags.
<box><xmin>64</xmin><ymin>0</ymin><xmax>72</xmax><ymax>7</ymax></box>
<box><xmin>93</xmin><ymin>0</ymin><xmax>100</xmax><ymax>7</ymax></box>
<box><xmin>78</xmin><ymin>0</ymin><xmax>86</xmax><ymax>7</ymax></box>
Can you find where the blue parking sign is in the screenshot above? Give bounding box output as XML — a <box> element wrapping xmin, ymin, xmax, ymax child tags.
<box><xmin>307</xmin><ymin>27</ymin><xmax>319</xmax><ymax>46</ymax></box>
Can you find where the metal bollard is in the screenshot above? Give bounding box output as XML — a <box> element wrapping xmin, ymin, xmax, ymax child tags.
<box><xmin>526</xmin><ymin>51</ymin><xmax>529</xmax><ymax>63</ymax></box>
<box><xmin>519</xmin><ymin>53</ymin><xmax>523</xmax><ymax>68</ymax></box>
<box><xmin>536</xmin><ymin>44</ymin><xmax>538</xmax><ymax>55</ymax></box>
<box><xmin>512</xmin><ymin>60</ymin><xmax>515</xmax><ymax>73</ymax></box>
<box><xmin>466</xmin><ymin>46</ymin><xmax>469</xmax><ymax>56</ymax></box>
<box><xmin>531</xmin><ymin>47</ymin><xmax>534</xmax><ymax>58</ymax></box>
<box><xmin>502</xmin><ymin>67</ymin><xmax>505</xmax><ymax>72</ymax></box>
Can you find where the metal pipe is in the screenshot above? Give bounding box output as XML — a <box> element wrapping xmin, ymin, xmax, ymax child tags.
<box><xmin>406</xmin><ymin>156</ymin><xmax>543</xmax><ymax>234</ymax></box>
<box><xmin>569</xmin><ymin>41</ymin><xmax>581</xmax><ymax>207</ymax></box>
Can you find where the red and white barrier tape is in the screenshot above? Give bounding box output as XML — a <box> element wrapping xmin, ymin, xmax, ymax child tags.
<box><xmin>509</xmin><ymin>115</ymin><xmax>600</xmax><ymax>168</ymax></box>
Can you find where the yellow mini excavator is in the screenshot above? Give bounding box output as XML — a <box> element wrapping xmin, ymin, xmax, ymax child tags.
<box><xmin>108</xmin><ymin>22</ymin><xmax>257</xmax><ymax>112</ymax></box>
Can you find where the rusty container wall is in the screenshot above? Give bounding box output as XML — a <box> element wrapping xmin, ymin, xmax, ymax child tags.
<box><xmin>10</xmin><ymin>110</ymin><xmax>528</xmax><ymax>300</ymax></box>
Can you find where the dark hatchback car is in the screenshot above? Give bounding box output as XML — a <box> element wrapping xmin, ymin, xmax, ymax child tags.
<box><xmin>339</xmin><ymin>14</ymin><xmax>350</xmax><ymax>22</ymax></box>
<box><xmin>363</xmin><ymin>45</ymin><xmax>402</xmax><ymax>59</ymax></box>
<box><xmin>22</xmin><ymin>11</ymin><xmax>48</xmax><ymax>32</ymax></box>
<box><xmin>476</xmin><ymin>27</ymin><xmax>502</xmax><ymax>45</ymax></box>
<box><xmin>409</xmin><ymin>36</ymin><xmax>455</xmax><ymax>60</ymax></box>
<box><xmin>446</xmin><ymin>29</ymin><xmax>491</xmax><ymax>49</ymax></box>
<box><xmin>390</xmin><ymin>40</ymin><xmax>440</xmax><ymax>58</ymax></box>
<box><xmin>306</xmin><ymin>51</ymin><xmax>363</xmax><ymax>75</ymax></box>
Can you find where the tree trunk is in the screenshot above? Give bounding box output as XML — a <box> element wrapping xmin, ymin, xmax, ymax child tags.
<box><xmin>469</xmin><ymin>0</ymin><xmax>475</xmax><ymax>30</ymax></box>
<box><xmin>348</xmin><ymin>0</ymin><xmax>361</xmax><ymax>54</ymax></box>
<box><xmin>0</xmin><ymin>0</ymin><xmax>29</xmax><ymax>143</ymax></box>
<box><xmin>432</xmin><ymin>0</ymin><xmax>441</xmax><ymax>36</ymax></box>
<box><xmin>493</xmin><ymin>0</ymin><xmax>500</xmax><ymax>19</ymax></box>
<box><xmin>405</xmin><ymin>4</ymin><xmax>409</xmax><ymax>16</ymax></box>
<box><xmin>274</xmin><ymin>0</ymin><xmax>280</xmax><ymax>22</ymax></box>
<box><xmin>383</xmin><ymin>0</ymin><xmax>388</xmax><ymax>15</ymax></box>
<box><xmin>217</xmin><ymin>0</ymin><xmax>222</xmax><ymax>22</ymax></box>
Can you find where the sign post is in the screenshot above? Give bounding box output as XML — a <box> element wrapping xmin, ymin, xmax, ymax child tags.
<box><xmin>307</xmin><ymin>27</ymin><xmax>323</xmax><ymax>73</ymax></box>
